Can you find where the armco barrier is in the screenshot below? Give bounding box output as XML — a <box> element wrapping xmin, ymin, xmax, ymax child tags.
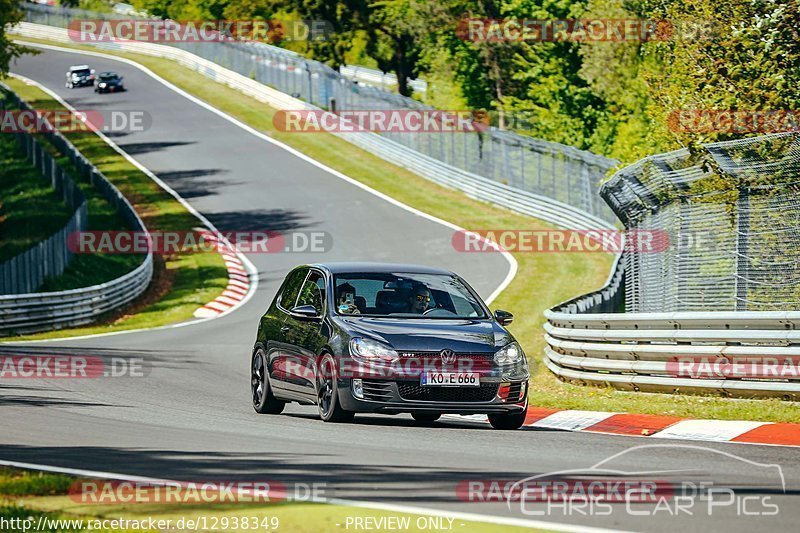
<box><xmin>544</xmin><ymin>205</ymin><xmax>800</xmax><ymax>399</ymax></box>
<box><xmin>543</xmin><ymin>305</ymin><xmax>800</xmax><ymax>398</ymax></box>
<box><xmin>9</xmin><ymin>21</ymin><xmax>616</xmax><ymax>232</ymax></box>
<box><xmin>0</xmin><ymin>86</ymin><xmax>153</xmax><ymax>335</ymax></box>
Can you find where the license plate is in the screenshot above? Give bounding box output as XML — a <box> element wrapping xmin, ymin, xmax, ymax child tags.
<box><xmin>421</xmin><ymin>372</ymin><xmax>480</xmax><ymax>387</ymax></box>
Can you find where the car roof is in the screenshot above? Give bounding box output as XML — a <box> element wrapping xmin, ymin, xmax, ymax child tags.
<box><xmin>70</xmin><ymin>65</ymin><xmax>90</xmax><ymax>70</ymax></box>
<box><xmin>99</xmin><ymin>72</ymin><xmax>119</xmax><ymax>76</ymax></box>
<box><xmin>307</xmin><ymin>262</ymin><xmax>454</xmax><ymax>275</ymax></box>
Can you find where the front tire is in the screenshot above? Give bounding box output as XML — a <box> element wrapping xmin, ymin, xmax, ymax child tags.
<box><xmin>488</xmin><ymin>406</ymin><xmax>527</xmax><ymax>430</ymax></box>
<box><xmin>317</xmin><ymin>354</ymin><xmax>354</xmax><ymax>423</ymax></box>
<box><xmin>251</xmin><ymin>348</ymin><xmax>285</xmax><ymax>414</ymax></box>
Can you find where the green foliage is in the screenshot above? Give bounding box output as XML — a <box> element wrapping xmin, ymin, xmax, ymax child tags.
<box><xmin>117</xmin><ymin>0</ymin><xmax>800</xmax><ymax>163</ymax></box>
<box><xmin>0</xmin><ymin>0</ymin><xmax>34</xmax><ymax>76</ymax></box>
<box><xmin>642</xmin><ymin>0</ymin><xmax>800</xmax><ymax>148</ymax></box>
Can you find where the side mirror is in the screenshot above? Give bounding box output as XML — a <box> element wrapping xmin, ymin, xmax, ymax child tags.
<box><xmin>494</xmin><ymin>309</ymin><xmax>513</xmax><ymax>326</ymax></box>
<box><xmin>119</xmin><ymin>76</ymin><xmax>124</xmax><ymax>81</ymax></box>
<box><xmin>90</xmin><ymin>69</ymin><xmax>96</xmax><ymax>74</ymax></box>
<box><xmin>290</xmin><ymin>304</ymin><xmax>320</xmax><ymax>320</ymax></box>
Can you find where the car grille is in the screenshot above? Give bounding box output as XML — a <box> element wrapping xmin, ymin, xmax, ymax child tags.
<box><xmin>361</xmin><ymin>379</ymin><xmax>393</xmax><ymax>401</ymax></box>
<box><xmin>397</xmin><ymin>382</ymin><xmax>499</xmax><ymax>403</ymax></box>
<box><xmin>396</xmin><ymin>351</ymin><xmax>494</xmax><ymax>371</ymax></box>
<box><xmin>397</xmin><ymin>351</ymin><xmax>494</xmax><ymax>360</ymax></box>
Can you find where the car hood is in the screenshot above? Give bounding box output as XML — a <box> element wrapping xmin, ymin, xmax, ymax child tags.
<box><xmin>336</xmin><ymin>316</ymin><xmax>511</xmax><ymax>353</ymax></box>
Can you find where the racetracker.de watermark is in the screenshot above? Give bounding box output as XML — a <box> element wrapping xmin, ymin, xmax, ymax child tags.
<box><xmin>273</xmin><ymin>110</ymin><xmax>491</xmax><ymax>133</ymax></box>
<box><xmin>0</xmin><ymin>355</ymin><xmax>148</xmax><ymax>378</ymax></box>
<box><xmin>68</xmin><ymin>19</ymin><xmax>333</xmax><ymax>43</ymax></box>
<box><xmin>0</xmin><ymin>109</ymin><xmax>150</xmax><ymax>134</ymax></box>
<box><xmin>668</xmin><ymin>110</ymin><xmax>800</xmax><ymax>134</ymax></box>
<box><xmin>456</xmin><ymin>18</ymin><xmax>715</xmax><ymax>42</ymax></box>
<box><xmin>67</xmin><ymin>230</ymin><xmax>332</xmax><ymax>254</ymax></box>
<box><xmin>452</xmin><ymin>229</ymin><xmax>670</xmax><ymax>253</ymax></box>
<box><xmin>667</xmin><ymin>356</ymin><xmax>800</xmax><ymax>379</ymax></box>
<box><xmin>68</xmin><ymin>479</ymin><xmax>326</xmax><ymax>504</ymax></box>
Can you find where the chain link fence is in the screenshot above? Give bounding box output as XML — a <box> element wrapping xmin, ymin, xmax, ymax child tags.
<box><xmin>21</xmin><ymin>2</ymin><xmax>619</xmax><ymax>225</ymax></box>
<box><xmin>601</xmin><ymin>132</ymin><xmax>800</xmax><ymax>312</ymax></box>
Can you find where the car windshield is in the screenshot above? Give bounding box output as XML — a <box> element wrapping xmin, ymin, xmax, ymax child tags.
<box><xmin>333</xmin><ymin>272</ymin><xmax>487</xmax><ymax>319</ymax></box>
<box><xmin>72</xmin><ymin>69</ymin><xmax>90</xmax><ymax>76</ymax></box>
<box><xmin>99</xmin><ymin>73</ymin><xmax>118</xmax><ymax>81</ymax></box>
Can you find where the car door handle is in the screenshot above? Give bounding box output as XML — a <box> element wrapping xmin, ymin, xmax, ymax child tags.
<box><xmin>280</xmin><ymin>326</ymin><xmax>291</xmax><ymax>333</ymax></box>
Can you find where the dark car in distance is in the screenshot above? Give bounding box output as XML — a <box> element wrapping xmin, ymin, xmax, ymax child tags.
<box><xmin>251</xmin><ymin>263</ymin><xmax>529</xmax><ymax>429</ymax></box>
<box><xmin>94</xmin><ymin>72</ymin><xmax>125</xmax><ymax>93</ymax></box>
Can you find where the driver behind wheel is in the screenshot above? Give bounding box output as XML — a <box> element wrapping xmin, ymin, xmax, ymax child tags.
<box><xmin>408</xmin><ymin>285</ymin><xmax>432</xmax><ymax>314</ymax></box>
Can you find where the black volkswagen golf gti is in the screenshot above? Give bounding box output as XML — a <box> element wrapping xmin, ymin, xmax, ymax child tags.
<box><xmin>251</xmin><ymin>263</ymin><xmax>529</xmax><ymax>429</ymax></box>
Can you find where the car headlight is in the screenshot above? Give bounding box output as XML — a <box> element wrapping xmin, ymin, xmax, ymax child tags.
<box><xmin>350</xmin><ymin>337</ymin><xmax>399</xmax><ymax>363</ymax></box>
<box><xmin>99</xmin><ymin>83</ymin><xmax>107</xmax><ymax>88</ymax></box>
<box><xmin>494</xmin><ymin>342</ymin><xmax>524</xmax><ymax>365</ymax></box>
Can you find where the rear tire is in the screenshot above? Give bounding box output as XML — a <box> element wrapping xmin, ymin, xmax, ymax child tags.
<box><xmin>411</xmin><ymin>413</ymin><xmax>441</xmax><ymax>423</ymax></box>
<box><xmin>317</xmin><ymin>354</ymin><xmax>354</xmax><ymax>423</ymax></box>
<box><xmin>488</xmin><ymin>406</ymin><xmax>527</xmax><ymax>430</ymax></box>
<box><xmin>251</xmin><ymin>348</ymin><xmax>285</xmax><ymax>414</ymax></box>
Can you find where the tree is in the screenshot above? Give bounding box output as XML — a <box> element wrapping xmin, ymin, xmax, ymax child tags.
<box><xmin>0</xmin><ymin>0</ymin><xmax>33</xmax><ymax>77</ymax></box>
<box><xmin>641</xmin><ymin>0</ymin><xmax>800</xmax><ymax>148</ymax></box>
<box><xmin>292</xmin><ymin>0</ymin><xmax>426</xmax><ymax>96</ymax></box>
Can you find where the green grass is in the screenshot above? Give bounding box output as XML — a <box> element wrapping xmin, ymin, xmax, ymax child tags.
<box><xmin>0</xmin><ymin>77</ymin><xmax>228</xmax><ymax>340</ymax></box>
<box><xmin>0</xmin><ymin>467</ymin><xmax>544</xmax><ymax>532</ymax></box>
<box><xmin>0</xmin><ymin>89</ymin><xmax>144</xmax><ymax>290</ymax></box>
<box><xmin>0</xmin><ymin>132</ymin><xmax>73</xmax><ymax>261</ymax></box>
<box><xmin>8</xmin><ymin>37</ymin><xmax>800</xmax><ymax>422</ymax></box>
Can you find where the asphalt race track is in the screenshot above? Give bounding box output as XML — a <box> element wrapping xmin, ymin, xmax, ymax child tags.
<box><xmin>2</xmin><ymin>47</ymin><xmax>800</xmax><ymax>532</ymax></box>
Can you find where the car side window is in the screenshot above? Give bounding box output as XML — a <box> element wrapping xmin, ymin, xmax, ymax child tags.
<box><xmin>296</xmin><ymin>271</ymin><xmax>325</xmax><ymax>312</ymax></box>
<box><xmin>278</xmin><ymin>269</ymin><xmax>308</xmax><ymax>310</ymax></box>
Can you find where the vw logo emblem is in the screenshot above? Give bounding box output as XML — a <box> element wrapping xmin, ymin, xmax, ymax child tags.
<box><xmin>440</xmin><ymin>349</ymin><xmax>457</xmax><ymax>365</ymax></box>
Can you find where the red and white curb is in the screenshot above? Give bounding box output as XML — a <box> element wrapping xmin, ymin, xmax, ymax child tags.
<box><xmin>192</xmin><ymin>231</ymin><xmax>252</xmax><ymax>318</ymax></box>
<box><xmin>450</xmin><ymin>408</ymin><xmax>800</xmax><ymax>447</ymax></box>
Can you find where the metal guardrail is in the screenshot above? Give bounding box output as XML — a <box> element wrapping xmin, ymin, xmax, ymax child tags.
<box><xmin>0</xmin><ymin>87</ymin><xmax>153</xmax><ymax>335</ymax></box>
<box><xmin>543</xmin><ymin>306</ymin><xmax>800</xmax><ymax>398</ymax></box>
<box><xmin>544</xmin><ymin>152</ymin><xmax>800</xmax><ymax>399</ymax></box>
<box><xmin>339</xmin><ymin>65</ymin><xmax>428</xmax><ymax>94</ymax></box>
<box><xmin>13</xmin><ymin>9</ymin><xmax>619</xmax><ymax>231</ymax></box>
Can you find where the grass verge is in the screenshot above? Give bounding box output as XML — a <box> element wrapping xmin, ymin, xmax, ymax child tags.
<box><xmin>0</xmin><ymin>467</ymin><xmax>543</xmax><ymax>532</ymax></box>
<box><xmin>1</xmin><ymin>87</ymin><xmax>143</xmax><ymax>290</ymax></box>
<box><xmin>0</xmin><ymin>76</ymin><xmax>227</xmax><ymax>340</ymax></box>
<box><xmin>0</xmin><ymin>132</ymin><xmax>72</xmax><ymax>261</ymax></box>
<box><xmin>9</xmin><ymin>37</ymin><xmax>800</xmax><ymax>422</ymax></box>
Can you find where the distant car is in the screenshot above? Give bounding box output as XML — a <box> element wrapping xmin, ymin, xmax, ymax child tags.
<box><xmin>65</xmin><ymin>65</ymin><xmax>94</xmax><ymax>88</ymax></box>
<box><xmin>94</xmin><ymin>72</ymin><xmax>125</xmax><ymax>94</ymax></box>
<box><xmin>251</xmin><ymin>263</ymin><xmax>530</xmax><ymax>429</ymax></box>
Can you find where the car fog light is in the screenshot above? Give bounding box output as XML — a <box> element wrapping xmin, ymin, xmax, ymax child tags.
<box><xmin>352</xmin><ymin>379</ymin><xmax>364</xmax><ymax>399</ymax></box>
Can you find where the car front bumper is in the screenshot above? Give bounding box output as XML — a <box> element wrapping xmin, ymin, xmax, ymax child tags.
<box><xmin>337</xmin><ymin>377</ymin><xmax>528</xmax><ymax>415</ymax></box>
